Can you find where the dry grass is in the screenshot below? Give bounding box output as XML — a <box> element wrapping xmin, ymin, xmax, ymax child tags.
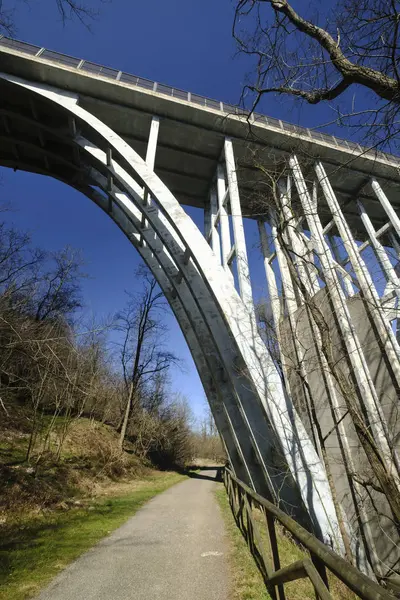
<box><xmin>252</xmin><ymin>508</ymin><xmax>357</xmax><ymax>600</ymax></box>
<box><xmin>0</xmin><ymin>416</ymin><xmax>152</xmax><ymax>516</ymax></box>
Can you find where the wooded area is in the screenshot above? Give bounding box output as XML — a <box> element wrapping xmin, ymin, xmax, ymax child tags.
<box><xmin>0</xmin><ymin>216</ymin><xmax>224</xmax><ymax>513</ymax></box>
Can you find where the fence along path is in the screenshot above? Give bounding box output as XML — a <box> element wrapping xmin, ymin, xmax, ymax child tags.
<box><xmin>223</xmin><ymin>468</ymin><xmax>394</xmax><ymax>600</ymax></box>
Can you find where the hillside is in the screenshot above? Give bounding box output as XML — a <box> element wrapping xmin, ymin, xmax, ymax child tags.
<box><xmin>0</xmin><ymin>409</ymin><xmax>153</xmax><ymax>515</ymax></box>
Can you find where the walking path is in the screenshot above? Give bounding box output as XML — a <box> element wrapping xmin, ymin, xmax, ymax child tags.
<box><xmin>36</xmin><ymin>469</ymin><xmax>230</xmax><ymax>600</ymax></box>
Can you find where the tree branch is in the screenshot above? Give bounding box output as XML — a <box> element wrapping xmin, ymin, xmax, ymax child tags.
<box><xmin>248</xmin><ymin>76</ymin><xmax>352</xmax><ymax>104</ymax></box>
<box><xmin>259</xmin><ymin>0</ymin><xmax>400</xmax><ymax>102</ymax></box>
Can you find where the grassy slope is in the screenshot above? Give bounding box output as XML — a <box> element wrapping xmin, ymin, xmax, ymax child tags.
<box><xmin>0</xmin><ymin>416</ymin><xmax>151</xmax><ymax>512</ymax></box>
<box><xmin>0</xmin><ymin>471</ymin><xmax>185</xmax><ymax>600</ymax></box>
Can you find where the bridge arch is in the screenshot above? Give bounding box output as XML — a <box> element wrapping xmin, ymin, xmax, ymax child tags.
<box><xmin>0</xmin><ymin>72</ymin><xmax>343</xmax><ymax>549</ymax></box>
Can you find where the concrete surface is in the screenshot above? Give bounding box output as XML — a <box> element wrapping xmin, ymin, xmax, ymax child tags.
<box><xmin>2</xmin><ymin>38</ymin><xmax>400</xmax><ymax>230</ymax></box>
<box><xmin>35</xmin><ymin>469</ymin><xmax>230</xmax><ymax>600</ymax></box>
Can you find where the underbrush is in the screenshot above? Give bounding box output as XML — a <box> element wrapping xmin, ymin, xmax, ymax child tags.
<box><xmin>0</xmin><ymin>412</ymin><xmax>152</xmax><ymax>516</ymax></box>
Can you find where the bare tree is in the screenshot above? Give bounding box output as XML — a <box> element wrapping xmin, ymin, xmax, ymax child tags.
<box><xmin>116</xmin><ymin>271</ymin><xmax>179</xmax><ymax>449</ymax></box>
<box><xmin>32</xmin><ymin>248</ymin><xmax>85</xmax><ymax>323</ymax></box>
<box><xmin>0</xmin><ymin>0</ymin><xmax>99</xmax><ymax>35</ymax></box>
<box><xmin>0</xmin><ymin>222</ymin><xmax>91</xmax><ymax>462</ymax></box>
<box><xmin>191</xmin><ymin>401</ymin><xmax>226</xmax><ymax>463</ymax></box>
<box><xmin>234</xmin><ymin>0</ymin><xmax>400</xmax><ymax>149</ymax></box>
<box><xmin>153</xmin><ymin>391</ymin><xmax>194</xmax><ymax>468</ymax></box>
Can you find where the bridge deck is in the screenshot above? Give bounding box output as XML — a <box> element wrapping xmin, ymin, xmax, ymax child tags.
<box><xmin>0</xmin><ymin>36</ymin><xmax>400</xmax><ymax>234</ymax></box>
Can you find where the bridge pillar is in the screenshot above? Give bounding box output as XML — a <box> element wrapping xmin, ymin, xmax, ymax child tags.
<box><xmin>223</xmin><ymin>138</ymin><xmax>255</xmax><ymax>320</ymax></box>
<box><xmin>253</xmin><ymin>154</ymin><xmax>400</xmax><ymax>577</ymax></box>
<box><xmin>216</xmin><ymin>163</ymin><xmax>233</xmax><ymax>278</ymax></box>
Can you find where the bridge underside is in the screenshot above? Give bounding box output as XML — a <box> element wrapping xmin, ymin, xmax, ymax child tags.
<box><xmin>1</xmin><ymin>39</ymin><xmax>400</xmax><ymax>584</ymax></box>
<box><xmin>1</xmin><ymin>37</ymin><xmax>400</xmax><ymax>237</ymax></box>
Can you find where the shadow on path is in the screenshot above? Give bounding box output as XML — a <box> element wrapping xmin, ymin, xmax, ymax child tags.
<box><xmin>187</xmin><ymin>466</ymin><xmax>223</xmax><ymax>482</ymax></box>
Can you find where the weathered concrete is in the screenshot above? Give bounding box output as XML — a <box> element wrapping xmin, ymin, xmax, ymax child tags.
<box><xmin>280</xmin><ymin>287</ymin><xmax>400</xmax><ymax>577</ymax></box>
<box><xmin>35</xmin><ymin>470</ymin><xmax>230</xmax><ymax>600</ymax></box>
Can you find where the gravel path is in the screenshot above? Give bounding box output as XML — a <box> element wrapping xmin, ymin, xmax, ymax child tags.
<box><xmin>36</xmin><ymin>469</ymin><xmax>230</xmax><ymax>600</ymax></box>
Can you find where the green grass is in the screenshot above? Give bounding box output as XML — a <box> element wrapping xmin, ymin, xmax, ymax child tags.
<box><xmin>0</xmin><ymin>471</ymin><xmax>185</xmax><ymax>600</ymax></box>
<box><xmin>0</xmin><ymin>436</ymin><xmax>28</xmax><ymax>464</ymax></box>
<box><xmin>216</xmin><ymin>485</ymin><xmax>271</xmax><ymax>600</ymax></box>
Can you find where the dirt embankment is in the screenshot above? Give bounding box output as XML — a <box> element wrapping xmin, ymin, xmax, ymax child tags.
<box><xmin>0</xmin><ymin>410</ymin><xmax>153</xmax><ymax>516</ymax></box>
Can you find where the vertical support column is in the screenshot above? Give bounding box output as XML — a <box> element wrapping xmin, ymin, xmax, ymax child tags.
<box><xmin>141</xmin><ymin>116</ymin><xmax>160</xmax><ymax>245</ymax></box>
<box><xmin>291</xmin><ymin>156</ymin><xmax>398</xmax><ymax>477</ymax></box>
<box><xmin>388</xmin><ymin>232</ymin><xmax>400</xmax><ymax>342</ymax></box>
<box><xmin>224</xmin><ymin>138</ymin><xmax>254</xmax><ymax>315</ymax></box>
<box><xmin>217</xmin><ymin>163</ymin><xmax>232</xmax><ymax>273</ymax></box>
<box><xmin>204</xmin><ymin>186</ymin><xmax>221</xmax><ymax>263</ymax></box>
<box><xmin>146</xmin><ymin>118</ymin><xmax>159</xmax><ymax>162</ymax></box>
<box><xmin>278</xmin><ymin>177</ymin><xmax>320</xmax><ymax>297</ymax></box>
<box><xmin>359</xmin><ymin>202</ymin><xmax>400</xmax><ymax>350</ymax></box>
<box><xmin>258</xmin><ymin>220</ymin><xmax>281</xmax><ymax>330</ymax></box>
<box><xmin>357</xmin><ymin>199</ymin><xmax>400</xmax><ymax>299</ymax></box>
<box><xmin>327</xmin><ymin>235</ymin><xmax>355</xmax><ymax>298</ymax></box>
<box><xmin>315</xmin><ymin>162</ymin><xmax>400</xmax><ymax>386</ymax></box>
<box><xmin>371</xmin><ymin>180</ymin><xmax>400</xmax><ymax>344</ymax></box>
<box><xmin>204</xmin><ymin>200</ymin><xmax>211</xmax><ymax>241</ymax></box>
<box><xmin>210</xmin><ymin>186</ymin><xmax>221</xmax><ymax>262</ymax></box>
<box><xmin>106</xmin><ymin>147</ymin><xmax>113</xmax><ymax>214</ymax></box>
<box><xmin>144</xmin><ymin>116</ymin><xmax>159</xmax><ymax>202</ymax></box>
<box><xmin>371</xmin><ymin>178</ymin><xmax>400</xmax><ymax>240</ymax></box>
<box><xmin>268</xmin><ymin>210</ymin><xmax>298</xmax><ymax>317</ymax></box>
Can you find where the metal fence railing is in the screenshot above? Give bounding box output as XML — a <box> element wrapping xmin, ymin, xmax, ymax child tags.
<box><xmin>223</xmin><ymin>468</ymin><xmax>393</xmax><ymax>600</ymax></box>
<box><xmin>1</xmin><ymin>35</ymin><xmax>399</xmax><ymax>167</ymax></box>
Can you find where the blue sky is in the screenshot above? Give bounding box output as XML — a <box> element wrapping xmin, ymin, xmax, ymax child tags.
<box><xmin>1</xmin><ymin>0</ymin><xmax>254</xmax><ymax>422</ymax></box>
<box><xmin>0</xmin><ymin>0</ymin><xmax>379</xmax><ymax>421</ymax></box>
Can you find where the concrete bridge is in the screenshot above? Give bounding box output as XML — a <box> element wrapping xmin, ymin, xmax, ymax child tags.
<box><xmin>0</xmin><ymin>35</ymin><xmax>400</xmax><ymax>583</ymax></box>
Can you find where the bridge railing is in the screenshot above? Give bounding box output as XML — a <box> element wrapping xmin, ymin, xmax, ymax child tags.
<box><xmin>223</xmin><ymin>468</ymin><xmax>393</xmax><ymax>600</ymax></box>
<box><xmin>0</xmin><ymin>36</ymin><xmax>398</xmax><ymax>167</ymax></box>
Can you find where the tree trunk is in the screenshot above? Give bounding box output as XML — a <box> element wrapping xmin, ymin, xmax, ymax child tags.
<box><xmin>119</xmin><ymin>381</ymin><xmax>135</xmax><ymax>449</ymax></box>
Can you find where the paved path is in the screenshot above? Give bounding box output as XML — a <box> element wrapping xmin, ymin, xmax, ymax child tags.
<box><xmin>36</xmin><ymin>470</ymin><xmax>230</xmax><ymax>600</ymax></box>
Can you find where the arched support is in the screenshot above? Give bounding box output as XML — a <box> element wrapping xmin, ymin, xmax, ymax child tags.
<box><xmin>82</xmin><ymin>184</ymin><xmax>250</xmax><ymax>484</ymax></box>
<box><xmin>0</xmin><ymin>73</ymin><xmax>344</xmax><ymax>551</ymax></box>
